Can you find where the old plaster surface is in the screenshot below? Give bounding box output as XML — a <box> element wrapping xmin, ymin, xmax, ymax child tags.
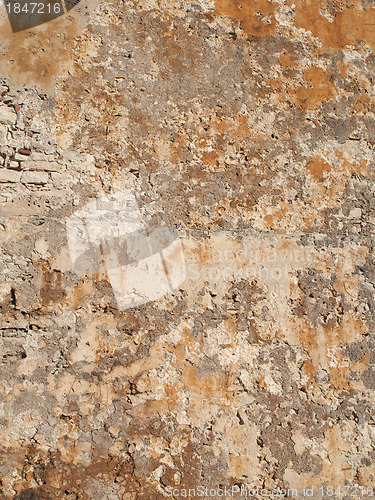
<box><xmin>0</xmin><ymin>0</ymin><xmax>375</xmax><ymax>498</ymax></box>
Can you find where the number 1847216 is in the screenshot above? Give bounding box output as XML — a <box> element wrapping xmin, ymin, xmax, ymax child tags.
<box><xmin>6</xmin><ymin>2</ymin><xmax>62</xmax><ymax>14</ymax></box>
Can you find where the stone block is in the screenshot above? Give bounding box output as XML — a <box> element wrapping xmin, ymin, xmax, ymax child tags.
<box><xmin>0</xmin><ymin>125</ymin><xmax>8</xmax><ymax>144</ymax></box>
<box><xmin>0</xmin><ymin>169</ymin><xmax>21</xmax><ymax>183</ymax></box>
<box><xmin>29</xmin><ymin>152</ymin><xmax>57</xmax><ymax>161</ymax></box>
<box><xmin>8</xmin><ymin>161</ymin><xmax>20</xmax><ymax>170</ymax></box>
<box><xmin>0</xmin><ymin>106</ymin><xmax>17</xmax><ymax>126</ymax></box>
<box><xmin>25</xmin><ymin>161</ymin><xmax>60</xmax><ymax>172</ymax></box>
<box><xmin>21</xmin><ymin>171</ymin><xmax>49</xmax><ymax>185</ymax></box>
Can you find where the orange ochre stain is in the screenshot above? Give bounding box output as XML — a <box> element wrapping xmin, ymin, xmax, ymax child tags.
<box><xmin>306</xmin><ymin>156</ymin><xmax>331</xmax><ymax>181</ymax></box>
<box><xmin>293</xmin><ymin>0</ymin><xmax>375</xmax><ymax>51</ymax></box>
<box><xmin>214</xmin><ymin>0</ymin><xmax>276</xmax><ymax>36</ymax></box>
<box><xmin>0</xmin><ymin>14</ymin><xmax>80</xmax><ymax>91</ymax></box>
<box><xmin>294</xmin><ymin>67</ymin><xmax>336</xmax><ymax>110</ymax></box>
<box><xmin>279</xmin><ymin>50</ymin><xmax>298</xmax><ymax>68</ymax></box>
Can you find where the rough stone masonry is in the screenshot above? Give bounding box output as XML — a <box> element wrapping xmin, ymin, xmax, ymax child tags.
<box><xmin>0</xmin><ymin>0</ymin><xmax>375</xmax><ymax>498</ymax></box>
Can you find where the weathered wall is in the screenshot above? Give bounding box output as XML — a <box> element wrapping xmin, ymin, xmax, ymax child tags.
<box><xmin>0</xmin><ymin>0</ymin><xmax>375</xmax><ymax>498</ymax></box>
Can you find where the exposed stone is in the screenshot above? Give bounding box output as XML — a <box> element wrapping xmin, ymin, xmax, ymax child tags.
<box><xmin>21</xmin><ymin>171</ymin><xmax>49</xmax><ymax>185</ymax></box>
<box><xmin>23</xmin><ymin>161</ymin><xmax>60</xmax><ymax>171</ymax></box>
<box><xmin>0</xmin><ymin>105</ymin><xmax>17</xmax><ymax>126</ymax></box>
<box><xmin>29</xmin><ymin>152</ymin><xmax>57</xmax><ymax>161</ymax></box>
<box><xmin>8</xmin><ymin>161</ymin><xmax>20</xmax><ymax>170</ymax></box>
<box><xmin>349</xmin><ymin>207</ymin><xmax>362</xmax><ymax>219</ymax></box>
<box><xmin>0</xmin><ymin>169</ymin><xmax>21</xmax><ymax>183</ymax></box>
<box><xmin>0</xmin><ymin>125</ymin><xmax>8</xmax><ymax>143</ymax></box>
<box><xmin>17</xmin><ymin>148</ymin><xmax>31</xmax><ymax>156</ymax></box>
<box><xmin>13</xmin><ymin>153</ymin><xmax>29</xmax><ymax>161</ymax></box>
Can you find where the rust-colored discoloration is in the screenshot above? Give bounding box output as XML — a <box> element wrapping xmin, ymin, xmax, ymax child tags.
<box><xmin>0</xmin><ymin>0</ymin><xmax>101</xmax><ymax>92</ymax></box>
<box><xmin>293</xmin><ymin>0</ymin><xmax>375</xmax><ymax>51</ymax></box>
<box><xmin>306</xmin><ymin>156</ymin><xmax>331</xmax><ymax>181</ymax></box>
<box><xmin>39</xmin><ymin>262</ymin><xmax>66</xmax><ymax>305</ymax></box>
<box><xmin>294</xmin><ymin>67</ymin><xmax>336</xmax><ymax>110</ymax></box>
<box><xmin>214</xmin><ymin>0</ymin><xmax>276</xmax><ymax>36</ymax></box>
<box><xmin>0</xmin><ymin>16</ymin><xmax>77</xmax><ymax>91</ymax></box>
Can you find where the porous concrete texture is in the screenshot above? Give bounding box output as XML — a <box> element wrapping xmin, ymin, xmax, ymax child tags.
<box><xmin>0</xmin><ymin>0</ymin><xmax>375</xmax><ymax>498</ymax></box>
